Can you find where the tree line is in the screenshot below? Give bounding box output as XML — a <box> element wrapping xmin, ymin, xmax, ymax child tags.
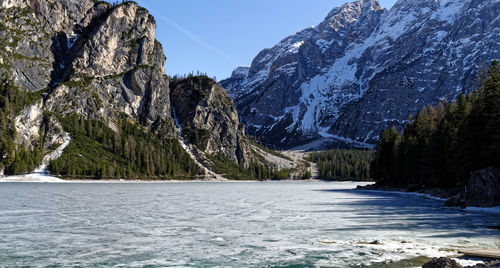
<box><xmin>48</xmin><ymin>114</ymin><xmax>204</xmax><ymax>180</ymax></box>
<box><xmin>0</xmin><ymin>80</ymin><xmax>44</xmax><ymax>175</ymax></box>
<box><xmin>371</xmin><ymin>61</ymin><xmax>500</xmax><ymax>188</ymax></box>
<box><xmin>307</xmin><ymin>149</ymin><xmax>373</xmax><ymax>181</ymax></box>
<box><xmin>207</xmin><ymin>152</ymin><xmax>293</xmax><ymax>181</ymax></box>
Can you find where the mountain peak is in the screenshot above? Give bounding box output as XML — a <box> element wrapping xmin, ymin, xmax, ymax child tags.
<box><xmin>321</xmin><ymin>0</ymin><xmax>385</xmax><ymax>31</ymax></box>
<box><xmin>389</xmin><ymin>0</ymin><xmax>442</xmax><ymax>13</ymax></box>
<box><xmin>221</xmin><ymin>0</ymin><xmax>500</xmax><ymax>148</ymax></box>
<box><xmin>361</xmin><ymin>0</ymin><xmax>383</xmax><ymax>11</ymax></box>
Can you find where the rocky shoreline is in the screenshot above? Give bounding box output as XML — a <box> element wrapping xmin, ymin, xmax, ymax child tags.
<box><xmin>358</xmin><ymin>167</ymin><xmax>500</xmax><ymax>209</ymax></box>
<box><xmin>422</xmin><ymin>257</ymin><xmax>500</xmax><ymax>268</ymax></box>
<box><xmin>358</xmin><ymin>168</ymin><xmax>500</xmax><ymax>267</ymax></box>
<box><xmin>356</xmin><ymin>184</ymin><xmax>500</xmax><ymax>268</ymax></box>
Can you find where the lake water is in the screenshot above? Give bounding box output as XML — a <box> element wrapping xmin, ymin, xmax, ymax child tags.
<box><xmin>0</xmin><ymin>182</ymin><xmax>498</xmax><ymax>267</ymax></box>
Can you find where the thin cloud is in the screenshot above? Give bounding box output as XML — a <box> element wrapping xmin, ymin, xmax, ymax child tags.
<box><xmin>142</xmin><ymin>4</ymin><xmax>235</xmax><ymax>64</ymax></box>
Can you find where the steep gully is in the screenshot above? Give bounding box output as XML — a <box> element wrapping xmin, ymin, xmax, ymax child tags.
<box><xmin>172</xmin><ymin>108</ymin><xmax>226</xmax><ymax>181</ymax></box>
<box><xmin>0</xmin><ymin>133</ymin><xmax>71</xmax><ymax>182</ymax></box>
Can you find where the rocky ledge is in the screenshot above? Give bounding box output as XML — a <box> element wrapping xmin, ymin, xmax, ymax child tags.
<box><xmin>423</xmin><ymin>257</ymin><xmax>500</xmax><ymax>268</ymax></box>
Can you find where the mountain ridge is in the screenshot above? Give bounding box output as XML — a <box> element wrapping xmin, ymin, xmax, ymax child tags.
<box><xmin>0</xmin><ymin>0</ymin><xmax>290</xmax><ymax>180</ymax></box>
<box><xmin>221</xmin><ymin>0</ymin><xmax>500</xmax><ymax>148</ymax></box>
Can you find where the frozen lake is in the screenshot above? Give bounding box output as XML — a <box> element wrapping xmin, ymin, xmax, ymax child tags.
<box><xmin>0</xmin><ymin>181</ymin><xmax>498</xmax><ymax>267</ymax></box>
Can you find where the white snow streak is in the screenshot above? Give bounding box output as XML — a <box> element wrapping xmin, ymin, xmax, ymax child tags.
<box><xmin>0</xmin><ymin>132</ymin><xmax>71</xmax><ymax>183</ymax></box>
<box><xmin>34</xmin><ymin>132</ymin><xmax>71</xmax><ymax>174</ymax></box>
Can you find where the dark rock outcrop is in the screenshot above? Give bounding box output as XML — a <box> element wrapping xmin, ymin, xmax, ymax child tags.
<box><xmin>422</xmin><ymin>257</ymin><xmax>463</xmax><ymax>268</ymax></box>
<box><xmin>444</xmin><ymin>167</ymin><xmax>500</xmax><ymax>208</ymax></box>
<box><xmin>0</xmin><ymin>0</ymin><xmax>94</xmax><ymax>92</ymax></box>
<box><xmin>221</xmin><ymin>0</ymin><xmax>500</xmax><ymax>148</ymax></box>
<box><xmin>465</xmin><ymin>167</ymin><xmax>500</xmax><ymax>207</ymax></box>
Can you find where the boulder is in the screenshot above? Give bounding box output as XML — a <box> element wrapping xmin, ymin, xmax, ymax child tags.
<box><xmin>422</xmin><ymin>257</ymin><xmax>463</xmax><ymax>268</ymax></box>
<box><xmin>466</xmin><ymin>167</ymin><xmax>500</xmax><ymax>207</ymax></box>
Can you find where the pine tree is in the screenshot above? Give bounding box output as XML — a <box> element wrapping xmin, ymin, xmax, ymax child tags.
<box><xmin>371</xmin><ymin>61</ymin><xmax>500</xmax><ymax>188</ymax></box>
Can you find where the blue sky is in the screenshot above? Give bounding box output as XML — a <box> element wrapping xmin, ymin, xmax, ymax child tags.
<box><xmin>134</xmin><ymin>0</ymin><xmax>398</xmax><ymax>80</ymax></box>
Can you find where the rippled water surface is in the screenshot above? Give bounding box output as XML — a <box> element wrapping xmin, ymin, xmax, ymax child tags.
<box><xmin>0</xmin><ymin>182</ymin><xmax>498</xmax><ymax>267</ymax></box>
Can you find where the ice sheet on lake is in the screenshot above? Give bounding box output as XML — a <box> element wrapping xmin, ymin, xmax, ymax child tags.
<box><xmin>0</xmin><ymin>182</ymin><xmax>498</xmax><ymax>266</ymax></box>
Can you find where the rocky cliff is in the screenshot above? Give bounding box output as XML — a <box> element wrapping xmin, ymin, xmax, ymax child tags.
<box><xmin>170</xmin><ymin>76</ymin><xmax>253</xmax><ymax>167</ymax></box>
<box><xmin>0</xmin><ymin>0</ymin><xmax>269</xmax><ymax>179</ymax></box>
<box><xmin>1</xmin><ymin>0</ymin><xmax>172</xmax><ymax>145</ymax></box>
<box><xmin>221</xmin><ymin>0</ymin><xmax>500</xmax><ymax>148</ymax></box>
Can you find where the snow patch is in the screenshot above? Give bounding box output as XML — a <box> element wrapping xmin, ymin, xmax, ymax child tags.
<box><xmin>67</xmin><ymin>32</ymin><xmax>80</xmax><ymax>50</ymax></box>
<box><xmin>172</xmin><ymin>108</ymin><xmax>215</xmax><ymax>179</ymax></box>
<box><xmin>434</xmin><ymin>30</ymin><xmax>448</xmax><ymax>42</ymax></box>
<box><xmin>274</xmin><ymin>62</ymin><xmax>297</xmax><ymax>76</ymax></box>
<box><xmin>0</xmin><ymin>132</ymin><xmax>71</xmax><ymax>183</ymax></box>
<box><xmin>286</xmin><ymin>52</ymin><xmax>360</xmax><ymax>132</ymax></box>
<box><xmin>231</xmin><ymin>67</ymin><xmax>250</xmax><ymax>79</ymax></box>
<box><xmin>432</xmin><ymin>0</ymin><xmax>467</xmax><ymax>24</ymax></box>
<box><xmin>257</xmin><ymin>53</ymin><xmax>273</xmax><ymax>63</ymax></box>
<box><xmin>453</xmin><ymin>258</ymin><xmax>488</xmax><ymax>267</ymax></box>
<box><xmin>289</xmin><ymin>41</ymin><xmax>305</xmax><ymax>53</ymax></box>
<box><xmin>319</xmin><ymin>131</ymin><xmax>375</xmax><ymax>149</ymax></box>
<box><xmin>378</xmin><ymin>11</ymin><xmax>417</xmax><ymax>41</ymax></box>
<box><xmin>316</xmin><ymin>39</ymin><xmax>335</xmax><ymax>53</ymax></box>
<box><xmin>0</xmin><ymin>174</ymin><xmax>66</xmax><ymax>183</ymax></box>
<box><xmin>33</xmin><ymin>132</ymin><xmax>71</xmax><ymax>174</ymax></box>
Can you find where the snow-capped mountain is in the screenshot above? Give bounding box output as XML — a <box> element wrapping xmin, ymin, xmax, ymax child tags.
<box><xmin>221</xmin><ymin>0</ymin><xmax>500</xmax><ymax>148</ymax></box>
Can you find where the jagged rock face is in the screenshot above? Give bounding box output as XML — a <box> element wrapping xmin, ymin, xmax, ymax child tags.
<box><xmin>47</xmin><ymin>1</ymin><xmax>172</xmax><ymax>127</ymax></box>
<box><xmin>0</xmin><ymin>0</ymin><xmax>94</xmax><ymax>92</ymax></box>
<box><xmin>221</xmin><ymin>0</ymin><xmax>500</xmax><ymax>148</ymax></box>
<box><xmin>0</xmin><ymin>0</ymin><xmax>27</xmax><ymax>8</ymax></box>
<box><xmin>14</xmin><ymin>99</ymin><xmax>44</xmax><ymax>146</ymax></box>
<box><xmin>0</xmin><ymin>0</ymin><xmax>176</xmax><ymax>146</ymax></box>
<box><xmin>0</xmin><ymin>0</ymin><xmax>255</xmax><ymax>171</ymax></box>
<box><xmin>170</xmin><ymin>77</ymin><xmax>252</xmax><ymax>166</ymax></box>
<box><xmin>73</xmin><ymin>2</ymin><xmax>165</xmax><ymax>77</ymax></box>
<box><xmin>422</xmin><ymin>257</ymin><xmax>463</xmax><ymax>268</ymax></box>
<box><xmin>14</xmin><ymin>98</ymin><xmax>67</xmax><ymax>151</ymax></box>
<box><xmin>44</xmin><ymin>66</ymin><xmax>172</xmax><ymax>128</ymax></box>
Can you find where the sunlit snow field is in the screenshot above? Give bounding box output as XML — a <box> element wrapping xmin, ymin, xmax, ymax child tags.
<box><xmin>0</xmin><ymin>181</ymin><xmax>498</xmax><ymax>267</ymax></box>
